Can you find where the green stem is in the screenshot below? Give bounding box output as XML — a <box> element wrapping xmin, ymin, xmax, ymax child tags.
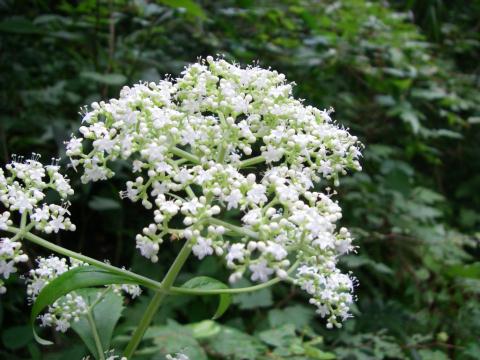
<box><xmin>170</xmin><ymin>260</ymin><xmax>300</xmax><ymax>295</ymax></box>
<box><xmin>5</xmin><ymin>226</ymin><xmax>288</xmax><ymax>297</ymax></box>
<box><xmin>20</xmin><ymin>212</ymin><xmax>27</xmax><ymax>229</ymax></box>
<box><xmin>89</xmin><ymin>287</ymin><xmax>111</xmax><ymax>311</ymax></box>
<box><xmin>238</xmin><ymin>155</ymin><xmax>265</xmax><ymax>168</ymax></box>
<box><xmin>5</xmin><ymin>226</ymin><xmax>163</xmax><ymax>290</ymax></box>
<box><xmin>10</xmin><ymin>223</ymin><xmax>34</xmax><ymax>242</ymax></box>
<box><xmin>123</xmin><ymin>237</ymin><xmax>193</xmax><ymax>358</ymax></box>
<box><xmin>208</xmin><ymin>218</ymin><xmax>259</xmax><ymax>240</ymax></box>
<box><xmin>86</xmin><ymin>310</ymin><xmax>105</xmax><ymax>360</ymax></box>
<box><xmin>171</xmin><ymin>147</ymin><xmax>201</xmax><ymax>164</ymax></box>
<box><xmin>185</xmin><ymin>185</ymin><xmax>196</xmax><ymax>198</ymax></box>
<box><xmin>217</xmin><ymin>114</ymin><xmax>228</xmax><ymax>163</ymax></box>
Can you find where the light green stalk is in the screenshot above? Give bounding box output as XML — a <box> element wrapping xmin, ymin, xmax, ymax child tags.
<box><xmin>122</xmin><ymin>237</ymin><xmax>193</xmax><ymax>358</ymax></box>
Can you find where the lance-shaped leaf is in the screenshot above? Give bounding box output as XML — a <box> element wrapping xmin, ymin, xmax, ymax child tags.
<box><xmin>181</xmin><ymin>276</ymin><xmax>232</xmax><ymax>319</ymax></box>
<box><xmin>30</xmin><ymin>266</ymin><xmax>140</xmax><ymax>345</ymax></box>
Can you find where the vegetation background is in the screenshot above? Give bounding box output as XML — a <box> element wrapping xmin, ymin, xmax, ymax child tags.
<box><xmin>1</xmin><ymin>0</ymin><xmax>479</xmax><ymax>359</ymax></box>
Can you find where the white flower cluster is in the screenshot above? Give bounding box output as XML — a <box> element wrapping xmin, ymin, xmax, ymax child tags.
<box><xmin>26</xmin><ymin>256</ymin><xmax>87</xmax><ymax>332</ymax></box>
<box><xmin>0</xmin><ymin>235</ymin><xmax>28</xmax><ymax>294</ymax></box>
<box><xmin>68</xmin><ymin>57</ymin><xmax>362</xmax><ymax>327</ymax></box>
<box><xmin>0</xmin><ymin>154</ymin><xmax>76</xmax><ymax>293</ymax></box>
<box><xmin>26</xmin><ymin>256</ymin><xmax>141</xmax><ymax>333</ymax></box>
<box><xmin>112</xmin><ymin>282</ymin><xmax>142</xmax><ymax>298</ymax></box>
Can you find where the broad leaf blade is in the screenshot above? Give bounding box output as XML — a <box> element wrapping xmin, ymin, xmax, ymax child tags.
<box><xmin>181</xmin><ymin>276</ymin><xmax>231</xmax><ymax>319</ymax></box>
<box><xmin>31</xmin><ymin>266</ymin><xmax>138</xmax><ymax>345</ymax></box>
<box><xmin>72</xmin><ymin>289</ymin><xmax>124</xmax><ymax>358</ymax></box>
<box><xmin>446</xmin><ymin>263</ymin><xmax>480</xmax><ymax>279</ymax></box>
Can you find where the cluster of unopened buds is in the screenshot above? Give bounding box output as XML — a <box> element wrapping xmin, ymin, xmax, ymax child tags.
<box><xmin>64</xmin><ymin>56</ymin><xmax>363</xmax><ymax>327</ymax></box>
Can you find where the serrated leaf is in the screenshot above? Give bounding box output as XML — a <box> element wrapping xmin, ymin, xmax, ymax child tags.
<box><xmin>31</xmin><ymin>266</ymin><xmax>138</xmax><ymax>345</ymax></box>
<box><xmin>207</xmin><ymin>326</ymin><xmax>267</xmax><ymax>360</ymax></box>
<box><xmin>181</xmin><ymin>276</ymin><xmax>231</xmax><ymax>319</ymax></box>
<box><xmin>259</xmin><ymin>324</ymin><xmax>296</xmax><ymax>348</ymax></box>
<box><xmin>268</xmin><ymin>305</ymin><xmax>315</xmax><ymax>329</ymax></box>
<box><xmin>71</xmin><ymin>289</ymin><xmax>124</xmax><ymax>359</ymax></box>
<box><xmin>147</xmin><ymin>320</ymin><xmax>207</xmax><ymax>359</ymax></box>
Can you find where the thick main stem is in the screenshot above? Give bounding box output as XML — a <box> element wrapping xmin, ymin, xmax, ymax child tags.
<box><xmin>122</xmin><ymin>238</ymin><xmax>193</xmax><ymax>358</ymax></box>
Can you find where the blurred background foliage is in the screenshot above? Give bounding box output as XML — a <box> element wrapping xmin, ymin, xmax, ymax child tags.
<box><xmin>1</xmin><ymin>0</ymin><xmax>479</xmax><ymax>359</ymax></box>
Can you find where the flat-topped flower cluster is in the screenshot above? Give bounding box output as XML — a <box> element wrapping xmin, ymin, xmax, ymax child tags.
<box><xmin>67</xmin><ymin>57</ymin><xmax>362</xmax><ymax>327</ymax></box>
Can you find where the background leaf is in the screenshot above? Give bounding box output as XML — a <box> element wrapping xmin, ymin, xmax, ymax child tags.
<box><xmin>180</xmin><ymin>276</ymin><xmax>231</xmax><ymax>319</ymax></box>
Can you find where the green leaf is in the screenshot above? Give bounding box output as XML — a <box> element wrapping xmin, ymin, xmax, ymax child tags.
<box><xmin>71</xmin><ymin>289</ymin><xmax>124</xmax><ymax>358</ymax></box>
<box><xmin>187</xmin><ymin>320</ymin><xmax>221</xmax><ymax>339</ymax></box>
<box><xmin>446</xmin><ymin>263</ymin><xmax>480</xmax><ymax>279</ymax></box>
<box><xmin>31</xmin><ymin>266</ymin><xmax>138</xmax><ymax>345</ymax></box>
<box><xmin>232</xmin><ymin>278</ymin><xmax>273</xmax><ymax>309</ymax></box>
<box><xmin>181</xmin><ymin>276</ymin><xmax>231</xmax><ymax>319</ymax></box>
<box><xmin>80</xmin><ymin>71</ymin><xmax>127</xmax><ymax>86</ymax></box>
<box><xmin>268</xmin><ymin>305</ymin><xmax>315</xmax><ymax>329</ymax></box>
<box><xmin>304</xmin><ymin>345</ymin><xmax>336</xmax><ymax>359</ymax></box>
<box><xmin>2</xmin><ymin>325</ymin><xmax>33</xmax><ymax>350</ymax></box>
<box><xmin>0</xmin><ymin>17</ymin><xmax>42</xmax><ymax>34</ymax></box>
<box><xmin>207</xmin><ymin>326</ymin><xmax>267</xmax><ymax>360</ymax></box>
<box><xmin>259</xmin><ymin>324</ymin><xmax>296</xmax><ymax>348</ymax></box>
<box><xmin>160</xmin><ymin>0</ymin><xmax>206</xmax><ymax>19</ymax></box>
<box><xmin>146</xmin><ymin>320</ymin><xmax>207</xmax><ymax>359</ymax></box>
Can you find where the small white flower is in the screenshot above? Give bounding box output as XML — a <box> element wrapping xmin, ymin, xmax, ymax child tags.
<box><xmin>0</xmin><ymin>212</ymin><xmax>11</xmax><ymax>230</ymax></box>
<box><xmin>247</xmin><ymin>184</ymin><xmax>267</xmax><ymax>204</ymax></box>
<box><xmin>0</xmin><ymin>259</ymin><xmax>17</xmax><ymax>279</ymax></box>
<box><xmin>265</xmin><ymin>242</ymin><xmax>287</xmax><ymax>261</ymax></box>
<box><xmin>192</xmin><ymin>237</ymin><xmax>213</xmax><ymax>260</ymax></box>
<box><xmin>226</xmin><ymin>243</ymin><xmax>245</xmax><ymax>264</ymax></box>
<box><xmin>225</xmin><ymin>189</ymin><xmax>242</xmax><ymax>210</ymax></box>
<box><xmin>262</xmin><ymin>145</ymin><xmax>284</xmax><ymax>163</ymax></box>
<box><xmin>249</xmin><ymin>260</ymin><xmax>274</xmax><ymax>282</ymax></box>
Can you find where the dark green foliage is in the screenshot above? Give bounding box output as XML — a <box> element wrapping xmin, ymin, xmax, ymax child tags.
<box><xmin>1</xmin><ymin>0</ymin><xmax>479</xmax><ymax>359</ymax></box>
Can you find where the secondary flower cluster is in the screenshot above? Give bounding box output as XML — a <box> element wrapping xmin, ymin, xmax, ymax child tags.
<box><xmin>0</xmin><ymin>235</ymin><xmax>28</xmax><ymax>294</ymax></box>
<box><xmin>0</xmin><ymin>155</ymin><xmax>75</xmax><ymax>293</ymax></box>
<box><xmin>26</xmin><ymin>256</ymin><xmax>88</xmax><ymax>332</ymax></box>
<box><xmin>68</xmin><ymin>57</ymin><xmax>362</xmax><ymax>327</ymax></box>
<box><xmin>26</xmin><ymin>255</ymin><xmax>141</xmax><ymax>332</ymax></box>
